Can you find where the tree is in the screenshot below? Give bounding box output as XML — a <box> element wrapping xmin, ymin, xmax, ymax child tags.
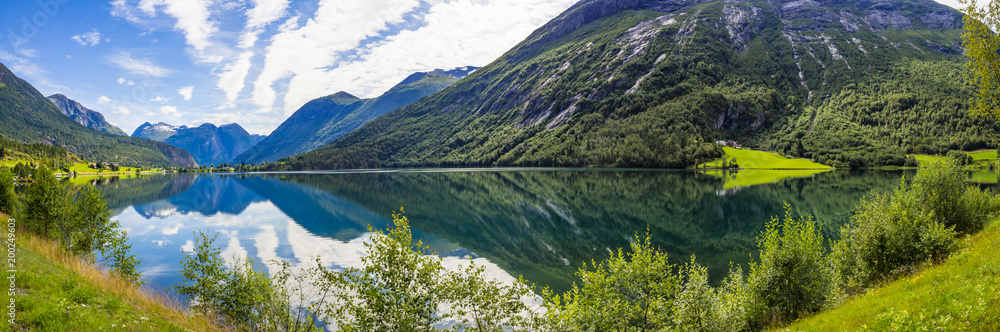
<box><xmin>0</xmin><ymin>168</ymin><xmax>16</xmax><ymax>216</ymax></box>
<box><xmin>68</xmin><ymin>185</ymin><xmax>116</xmax><ymax>255</ymax></box>
<box><xmin>960</xmin><ymin>0</ymin><xmax>1000</xmax><ymax>119</ymax></box>
<box><xmin>23</xmin><ymin>166</ymin><xmax>72</xmax><ymax>238</ymax></box>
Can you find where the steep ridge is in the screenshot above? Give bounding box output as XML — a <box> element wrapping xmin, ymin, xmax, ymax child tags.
<box><xmin>132</xmin><ymin>122</ymin><xmax>266</xmax><ymax>166</ymax></box>
<box><xmin>234</xmin><ymin>67</ymin><xmax>477</xmax><ymax>163</ymax></box>
<box><xmin>283</xmin><ymin>0</ymin><xmax>995</xmax><ymax>170</ymax></box>
<box><xmin>0</xmin><ymin>63</ymin><xmax>195</xmax><ymax>167</ymax></box>
<box><xmin>46</xmin><ymin>94</ymin><xmax>128</xmax><ymax>136</ymax></box>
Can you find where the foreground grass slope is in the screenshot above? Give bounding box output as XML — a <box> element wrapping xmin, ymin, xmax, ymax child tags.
<box><xmin>5</xmin><ymin>225</ymin><xmax>221</xmax><ymax>332</ymax></box>
<box><xmin>782</xmin><ymin>220</ymin><xmax>1000</xmax><ymax>331</ymax></box>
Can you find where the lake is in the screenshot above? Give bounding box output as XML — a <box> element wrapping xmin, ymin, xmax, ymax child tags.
<box><xmin>92</xmin><ymin>168</ymin><xmax>916</xmax><ymax>295</ymax></box>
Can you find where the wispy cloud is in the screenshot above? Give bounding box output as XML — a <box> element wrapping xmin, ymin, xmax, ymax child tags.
<box><xmin>107</xmin><ymin>51</ymin><xmax>172</xmax><ymax>77</ymax></box>
<box><xmin>239</xmin><ymin>0</ymin><xmax>290</xmax><ymax>48</ymax></box>
<box><xmin>97</xmin><ymin>96</ymin><xmax>112</xmax><ymax>104</ymax></box>
<box><xmin>138</xmin><ymin>0</ymin><xmax>219</xmax><ymax>51</ymax></box>
<box><xmin>71</xmin><ymin>30</ymin><xmax>102</xmax><ymax>46</ymax></box>
<box><xmin>252</xmin><ymin>0</ymin><xmax>577</xmax><ymax>115</ymax></box>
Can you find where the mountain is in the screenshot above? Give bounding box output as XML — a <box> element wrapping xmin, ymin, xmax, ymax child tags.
<box><xmin>280</xmin><ymin>0</ymin><xmax>997</xmax><ymax>170</ymax></box>
<box><xmin>132</xmin><ymin>122</ymin><xmax>266</xmax><ymax>166</ymax></box>
<box><xmin>0</xmin><ymin>63</ymin><xmax>195</xmax><ymax>167</ymax></box>
<box><xmin>233</xmin><ymin>67</ymin><xmax>478</xmax><ymax>163</ymax></box>
<box><xmin>46</xmin><ymin>94</ymin><xmax>128</xmax><ymax>136</ymax></box>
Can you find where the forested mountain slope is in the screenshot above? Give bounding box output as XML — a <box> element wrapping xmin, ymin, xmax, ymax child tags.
<box><xmin>234</xmin><ymin>67</ymin><xmax>477</xmax><ymax>163</ymax></box>
<box><xmin>283</xmin><ymin>0</ymin><xmax>995</xmax><ymax>169</ymax></box>
<box><xmin>0</xmin><ymin>63</ymin><xmax>196</xmax><ymax>167</ymax></box>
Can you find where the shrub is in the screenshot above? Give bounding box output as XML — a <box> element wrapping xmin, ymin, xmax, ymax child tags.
<box><xmin>911</xmin><ymin>158</ymin><xmax>996</xmax><ymax>234</ymax></box>
<box><xmin>829</xmin><ymin>184</ymin><xmax>955</xmax><ymax>294</ymax></box>
<box><xmin>747</xmin><ymin>204</ymin><xmax>829</xmax><ymax>326</ymax></box>
<box><xmin>673</xmin><ymin>258</ymin><xmax>751</xmax><ymax>332</ymax></box>
<box><xmin>543</xmin><ymin>233</ymin><xmax>679</xmax><ymax>331</ymax></box>
<box><xmin>174</xmin><ymin>231</ymin><xmax>320</xmax><ymax>331</ymax></box>
<box><xmin>830</xmin><ymin>159</ymin><xmax>998</xmax><ymax>295</ymax></box>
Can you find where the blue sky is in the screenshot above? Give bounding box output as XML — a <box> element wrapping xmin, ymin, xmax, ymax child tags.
<box><xmin>0</xmin><ymin>0</ymin><xmax>578</xmax><ymax>135</ymax></box>
<box><xmin>0</xmin><ymin>0</ymin><xmax>965</xmax><ymax>135</ymax></box>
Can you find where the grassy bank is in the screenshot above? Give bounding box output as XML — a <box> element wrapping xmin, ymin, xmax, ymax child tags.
<box><xmin>5</xmin><ymin>217</ymin><xmax>222</xmax><ymax>331</ymax></box>
<box><xmin>780</xmin><ymin>219</ymin><xmax>1000</xmax><ymax>331</ymax></box>
<box><xmin>699</xmin><ymin>147</ymin><xmax>832</xmax><ymax>169</ymax></box>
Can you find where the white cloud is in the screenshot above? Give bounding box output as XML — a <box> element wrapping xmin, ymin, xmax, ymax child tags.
<box><xmin>151</xmin><ymin>96</ymin><xmax>170</xmax><ymax>102</ymax></box>
<box><xmin>0</xmin><ymin>51</ymin><xmax>70</xmax><ymax>93</ymax></box>
<box><xmin>251</xmin><ymin>0</ymin><xmax>424</xmax><ymax>114</ymax></box>
<box><xmin>114</xmin><ymin>106</ymin><xmax>132</xmax><ymax>115</ymax></box>
<box><xmin>252</xmin><ymin>0</ymin><xmax>577</xmax><ymax>115</ymax></box>
<box><xmin>71</xmin><ymin>30</ymin><xmax>102</xmax><ymax>46</ymax></box>
<box><xmin>107</xmin><ymin>51</ymin><xmax>172</xmax><ymax>77</ymax></box>
<box><xmin>137</xmin><ymin>0</ymin><xmax>219</xmax><ymax>51</ymax></box>
<box><xmin>110</xmin><ymin>0</ymin><xmax>142</xmax><ymax>23</ymax></box>
<box><xmin>160</xmin><ymin>105</ymin><xmax>179</xmax><ymax>114</ymax></box>
<box><xmin>216</xmin><ymin>51</ymin><xmax>254</xmax><ymax>107</ymax></box>
<box><xmin>97</xmin><ymin>96</ymin><xmax>112</xmax><ymax>104</ymax></box>
<box><xmin>117</xmin><ymin>77</ymin><xmax>126</xmax><ymax>85</ymax></box>
<box><xmin>178</xmin><ymin>86</ymin><xmax>195</xmax><ymax>100</ymax></box>
<box><xmin>239</xmin><ymin>0</ymin><xmax>290</xmax><ymax>48</ymax></box>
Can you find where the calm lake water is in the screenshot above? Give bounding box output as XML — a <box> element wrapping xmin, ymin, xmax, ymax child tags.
<box><xmin>92</xmin><ymin>169</ymin><xmax>916</xmax><ymax>294</ymax></box>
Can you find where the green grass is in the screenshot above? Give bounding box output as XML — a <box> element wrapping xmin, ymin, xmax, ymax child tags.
<box><xmin>699</xmin><ymin>147</ymin><xmax>832</xmax><ymax>169</ymax></box>
<box><xmin>4</xmin><ymin>225</ymin><xmax>223</xmax><ymax>332</ymax></box>
<box><xmin>911</xmin><ymin>150</ymin><xmax>997</xmax><ymax>169</ymax></box>
<box><xmin>780</xmin><ymin>220</ymin><xmax>1000</xmax><ymax>331</ymax></box>
<box><xmin>701</xmin><ymin>168</ymin><xmax>832</xmax><ymax>189</ymax></box>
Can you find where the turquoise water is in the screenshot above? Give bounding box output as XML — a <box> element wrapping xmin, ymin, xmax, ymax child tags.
<box><xmin>94</xmin><ymin>169</ymin><xmax>909</xmax><ymax>294</ymax></box>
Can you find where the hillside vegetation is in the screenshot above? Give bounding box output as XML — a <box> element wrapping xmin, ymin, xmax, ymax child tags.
<box><xmin>0</xmin><ymin>63</ymin><xmax>196</xmax><ymax>167</ymax></box>
<box><xmin>277</xmin><ymin>0</ymin><xmax>994</xmax><ymax>170</ymax></box>
<box><xmin>782</xmin><ymin>219</ymin><xmax>1000</xmax><ymax>331</ymax></box>
<box><xmin>235</xmin><ymin>69</ymin><xmax>476</xmax><ymax>164</ymax></box>
<box><xmin>5</xmin><ymin>227</ymin><xmax>223</xmax><ymax>331</ymax></box>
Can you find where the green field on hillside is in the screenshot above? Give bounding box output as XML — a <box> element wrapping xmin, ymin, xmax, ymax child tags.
<box><xmin>699</xmin><ymin>147</ymin><xmax>832</xmax><ymax>169</ymax></box>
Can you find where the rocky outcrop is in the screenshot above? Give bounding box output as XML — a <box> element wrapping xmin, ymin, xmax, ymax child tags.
<box><xmin>46</xmin><ymin>94</ymin><xmax>127</xmax><ymax>136</ymax></box>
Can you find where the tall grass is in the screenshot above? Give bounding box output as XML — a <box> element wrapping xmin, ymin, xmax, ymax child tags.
<box><xmin>11</xmin><ymin>221</ymin><xmax>226</xmax><ymax>331</ymax></box>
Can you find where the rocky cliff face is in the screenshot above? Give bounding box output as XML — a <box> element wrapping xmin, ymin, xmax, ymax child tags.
<box><xmin>46</xmin><ymin>94</ymin><xmax>128</xmax><ymax>136</ymax></box>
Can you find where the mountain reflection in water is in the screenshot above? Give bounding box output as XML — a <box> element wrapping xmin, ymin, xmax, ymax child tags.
<box><xmin>95</xmin><ymin>169</ymin><xmax>908</xmax><ymax>293</ymax></box>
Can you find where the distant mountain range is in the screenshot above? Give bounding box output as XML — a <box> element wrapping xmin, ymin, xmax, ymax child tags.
<box><xmin>46</xmin><ymin>94</ymin><xmax>128</xmax><ymax>136</ymax></box>
<box><xmin>132</xmin><ymin>122</ymin><xmax>266</xmax><ymax>166</ymax></box>
<box><xmin>279</xmin><ymin>0</ymin><xmax>997</xmax><ymax>170</ymax></box>
<box><xmin>0</xmin><ymin>63</ymin><xmax>196</xmax><ymax>167</ymax></box>
<box><xmin>233</xmin><ymin>67</ymin><xmax>478</xmax><ymax>163</ymax></box>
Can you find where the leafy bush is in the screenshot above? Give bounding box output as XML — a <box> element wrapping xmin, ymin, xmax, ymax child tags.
<box><xmin>672</xmin><ymin>258</ymin><xmax>751</xmax><ymax>332</ymax></box>
<box><xmin>911</xmin><ymin>158</ymin><xmax>996</xmax><ymax>234</ymax></box>
<box><xmin>321</xmin><ymin>211</ymin><xmax>536</xmax><ymax>331</ymax></box>
<box><xmin>747</xmin><ymin>204</ymin><xmax>829</xmax><ymax>326</ymax></box>
<box><xmin>829</xmin><ymin>183</ymin><xmax>956</xmax><ymax>294</ymax></box>
<box><xmin>174</xmin><ymin>231</ymin><xmax>320</xmax><ymax>331</ymax></box>
<box><xmin>177</xmin><ymin>211</ymin><xmax>537</xmax><ymax>332</ymax></box>
<box><xmin>543</xmin><ymin>233</ymin><xmax>679</xmax><ymax>331</ymax></box>
<box><xmin>830</xmin><ymin>159</ymin><xmax>998</xmax><ymax>295</ymax></box>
